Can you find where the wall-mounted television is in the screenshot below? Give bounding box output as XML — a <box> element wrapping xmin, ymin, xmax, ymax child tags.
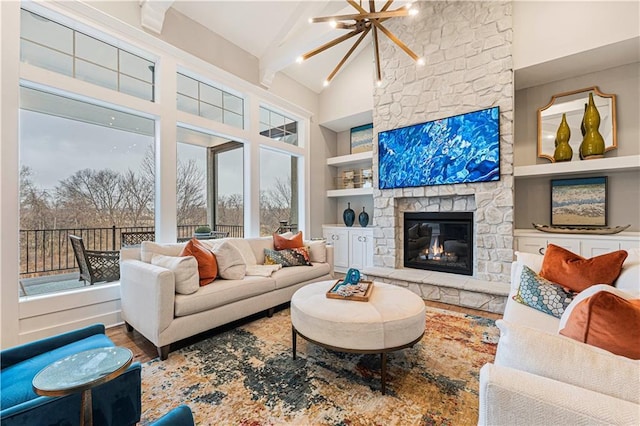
<box><xmin>378</xmin><ymin>106</ymin><xmax>500</xmax><ymax>189</ymax></box>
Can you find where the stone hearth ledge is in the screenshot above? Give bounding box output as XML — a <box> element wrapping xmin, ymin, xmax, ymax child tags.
<box><xmin>362</xmin><ymin>267</ymin><xmax>509</xmax><ymax>314</ymax></box>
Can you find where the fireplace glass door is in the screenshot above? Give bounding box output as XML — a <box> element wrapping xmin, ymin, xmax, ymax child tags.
<box><xmin>404</xmin><ymin>212</ymin><xmax>473</xmax><ymax>276</ymax></box>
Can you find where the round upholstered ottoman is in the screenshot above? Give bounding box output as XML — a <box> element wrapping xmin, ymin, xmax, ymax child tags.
<box><xmin>290</xmin><ymin>280</ymin><xmax>426</xmax><ymax>393</ymax></box>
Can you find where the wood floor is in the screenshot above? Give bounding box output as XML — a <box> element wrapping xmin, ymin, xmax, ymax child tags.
<box><xmin>106</xmin><ymin>301</ymin><xmax>502</xmax><ymax>364</ymax></box>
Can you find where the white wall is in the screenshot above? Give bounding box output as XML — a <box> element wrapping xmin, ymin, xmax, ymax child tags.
<box><xmin>513</xmin><ymin>1</ymin><xmax>640</xmax><ymax>70</ymax></box>
<box><xmin>318</xmin><ymin>46</ymin><xmax>374</xmax><ymax>130</ymax></box>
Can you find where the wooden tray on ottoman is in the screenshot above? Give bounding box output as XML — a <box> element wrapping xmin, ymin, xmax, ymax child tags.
<box><xmin>326</xmin><ymin>279</ymin><xmax>374</xmax><ymax>302</ymax></box>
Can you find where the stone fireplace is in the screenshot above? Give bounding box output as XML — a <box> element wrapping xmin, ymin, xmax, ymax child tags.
<box><xmin>404</xmin><ymin>212</ymin><xmax>473</xmax><ymax>276</ymax></box>
<box><xmin>362</xmin><ymin>1</ymin><xmax>514</xmax><ymax>313</ymax></box>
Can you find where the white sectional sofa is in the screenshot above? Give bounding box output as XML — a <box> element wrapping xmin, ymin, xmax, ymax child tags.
<box><xmin>119</xmin><ymin>236</ymin><xmax>334</xmax><ymax>359</ymax></box>
<box><xmin>479</xmin><ymin>249</ymin><xmax>640</xmax><ymax>425</ymax></box>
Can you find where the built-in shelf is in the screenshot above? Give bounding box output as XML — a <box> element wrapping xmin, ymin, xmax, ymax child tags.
<box><xmin>326</xmin><ymin>151</ymin><xmax>373</xmax><ymax>167</ymax></box>
<box><xmin>327</xmin><ymin>187</ymin><xmax>374</xmax><ymax>198</ymax></box>
<box><xmin>514</xmin><ymin>154</ymin><xmax>640</xmax><ymax>178</ymax></box>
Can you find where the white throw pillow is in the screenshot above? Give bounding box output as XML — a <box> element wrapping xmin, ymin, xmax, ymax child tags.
<box><xmin>616</xmin><ymin>248</ymin><xmax>640</xmax><ymax>295</ymax></box>
<box><xmin>141</xmin><ymin>241</ymin><xmax>185</xmax><ymax>263</ymax></box>
<box><xmin>211</xmin><ymin>241</ymin><xmax>246</xmax><ymax>280</ymax></box>
<box><xmin>304</xmin><ymin>240</ymin><xmax>327</xmax><ymax>263</ymax></box>
<box><xmin>150</xmin><ymin>254</ymin><xmax>199</xmax><ymax>295</ymax></box>
<box><xmin>558</xmin><ymin>284</ymin><xmax>637</xmax><ymax>331</ymax></box>
<box><xmin>226</xmin><ymin>238</ymin><xmax>258</xmax><ymax>266</ymax></box>
<box><xmin>494</xmin><ymin>319</ymin><xmax>640</xmax><ymax>404</ymax></box>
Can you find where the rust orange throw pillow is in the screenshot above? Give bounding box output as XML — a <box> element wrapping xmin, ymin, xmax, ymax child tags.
<box><xmin>539</xmin><ymin>244</ymin><xmax>628</xmax><ymax>292</ymax></box>
<box><xmin>180</xmin><ymin>238</ymin><xmax>217</xmax><ymax>286</ymax></box>
<box><xmin>273</xmin><ymin>231</ymin><xmax>303</xmax><ymax>250</ymax></box>
<box><xmin>560</xmin><ymin>290</ymin><xmax>640</xmax><ymax>359</ymax></box>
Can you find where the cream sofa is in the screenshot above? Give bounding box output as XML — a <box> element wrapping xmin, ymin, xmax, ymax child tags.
<box><xmin>119</xmin><ymin>236</ymin><xmax>334</xmax><ymax>359</ymax></box>
<box><xmin>479</xmin><ymin>249</ymin><xmax>640</xmax><ymax>425</ymax></box>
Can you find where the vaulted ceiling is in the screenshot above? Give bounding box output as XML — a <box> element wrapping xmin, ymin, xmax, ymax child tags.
<box><xmin>139</xmin><ymin>1</ymin><xmax>411</xmax><ymax>93</ymax></box>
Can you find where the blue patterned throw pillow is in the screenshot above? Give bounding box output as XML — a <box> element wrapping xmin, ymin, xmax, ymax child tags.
<box><xmin>264</xmin><ymin>248</ymin><xmax>312</xmax><ymax>267</ymax></box>
<box><xmin>514</xmin><ymin>265</ymin><xmax>577</xmax><ymax>318</ymax></box>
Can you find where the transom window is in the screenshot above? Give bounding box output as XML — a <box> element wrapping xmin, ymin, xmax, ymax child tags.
<box><xmin>259</xmin><ymin>106</ymin><xmax>298</xmax><ymax>146</ymax></box>
<box><xmin>176</xmin><ymin>73</ymin><xmax>244</xmax><ymax>129</ymax></box>
<box><xmin>20</xmin><ymin>9</ymin><xmax>155</xmax><ymax>102</ymax></box>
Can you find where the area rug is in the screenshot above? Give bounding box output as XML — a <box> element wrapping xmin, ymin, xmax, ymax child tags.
<box><xmin>140</xmin><ymin>307</ymin><xmax>499</xmax><ymax>425</ymax></box>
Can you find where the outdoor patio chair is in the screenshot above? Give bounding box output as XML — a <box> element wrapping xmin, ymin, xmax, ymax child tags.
<box><xmin>69</xmin><ymin>235</ymin><xmax>120</xmax><ymax>285</ymax></box>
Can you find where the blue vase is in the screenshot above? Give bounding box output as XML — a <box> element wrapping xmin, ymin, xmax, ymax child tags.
<box><xmin>343</xmin><ymin>202</ymin><xmax>355</xmax><ymax>227</ymax></box>
<box><xmin>358</xmin><ymin>207</ymin><xmax>369</xmax><ymax>227</ymax></box>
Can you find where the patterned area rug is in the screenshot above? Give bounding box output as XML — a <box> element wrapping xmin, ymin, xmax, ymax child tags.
<box><xmin>140</xmin><ymin>307</ymin><xmax>499</xmax><ymax>425</ymax></box>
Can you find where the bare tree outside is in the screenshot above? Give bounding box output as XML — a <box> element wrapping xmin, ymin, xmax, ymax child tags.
<box><xmin>260</xmin><ymin>176</ymin><xmax>292</xmax><ymax>235</ymax></box>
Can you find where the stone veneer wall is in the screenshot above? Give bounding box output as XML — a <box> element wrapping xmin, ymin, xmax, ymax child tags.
<box><xmin>372</xmin><ymin>1</ymin><xmax>514</xmax><ymax>284</ymax></box>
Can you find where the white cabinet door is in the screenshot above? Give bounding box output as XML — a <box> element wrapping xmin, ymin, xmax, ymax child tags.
<box><xmin>581</xmin><ymin>239</ymin><xmax>621</xmax><ymax>257</ymax></box>
<box><xmin>516</xmin><ymin>236</ymin><xmax>580</xmax><ymax>256</ymax></box>
<box><xmin>323</xmin><ymin>227</ymin><xmax>349</xmax><ymax>271</ymax></box>
<box><xmin>349</xmin><ymin>228</ymin><xmax>373</xmax><ymax>270</ymax></box>
<box><xmin>516</xmin><ymin>237</ymin><xmax>547</xmax><ymax>255</ymax></box>
<box><xmin>545</xmin><ymin>237</ymin><xmax>581</xmax><ymax>255</ymax></box>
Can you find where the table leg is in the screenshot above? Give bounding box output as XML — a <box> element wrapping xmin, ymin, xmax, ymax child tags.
<box><xmin>80</xmin><ymin>389</ymin><xmax>93</xmax><ymax>426</ymax></box>
<box><xmin>292</xmin><ymin>326</ymin><xmax>297</xmax><ymax>360</ymax></box>
<box><xmin>380</xmin><ymin>353</ymin><xmax>387</xmax><ymax>395</ymax></box>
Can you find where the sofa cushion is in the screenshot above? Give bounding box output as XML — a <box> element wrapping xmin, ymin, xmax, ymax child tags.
<box><xmin>494</xmin><ymin>319</ymin><xmax>640</xmax><ymax>404</ymax></box>
<box><xmin>304</xmin><ymin>240</ymin><xmax>327</xmax><ymax>263</ymax></box>
<box><xmin>180</xmin><ymin>239</ymin><xmax>218</xmax><ymax>286</ymax></box>
<box><xmin>559</xmin><ymin>285</ymin><xmax>640</xmax><ymax>359</ymax></box>
<box><xmin>514</xmin><ymin>265</ymin><xmax>576</xmax><ymax>319</ymax></box>
<box><xmin>1</xmin><ymin>333</ymin><xmax>113</xmax><ymax>410</ymax></box>
<box><xmin>211</xmin><ymin>241</ymin><xmax>246</xmax><ymax>280</ymax></box>
<box><xmin>141</xmin><ymin>241</ymin><xmax>185</xmax><ymax>263</ymax></box>
<box><xmin>539</xmin><ymin>244</ymin><xmax>628</xmax><ymax>292</ymax></box>
<box><xmin>271</xmin><ymin>262</ymin><xmax>331</xmax><ymax>289</ymax></box>
<box><xmin>174</xmin><ymin>277</ymin><xmax>275</xmax><ymax>316</ymax></box>
<box><xmin>151</xmin><ymin>254</ymin><xmax>199</xmax><ymax>295</ymax></box>
<box><xmin>245</xmin><ymin>236</ymin><xmax>275</xmax><ymax>265</ymax></box>
<box><xmin>273</xmin><ymin>231</ymin><xmax>303</xmax><ymax>250</ymax></box>
<box><xmin>264</xmin><ymin>248</ymin><xmax>312</xmax><ymax>267</ymax></box>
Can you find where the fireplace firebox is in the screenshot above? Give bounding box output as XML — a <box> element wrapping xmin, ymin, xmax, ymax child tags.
<box><xmin>403</xmin><ymin>212</ymin><xmax>473</xmax><ymax>276</ymax></box>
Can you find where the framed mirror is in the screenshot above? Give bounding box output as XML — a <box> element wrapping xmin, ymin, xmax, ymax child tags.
<box><xmin>538</xmin><ymin>86</ymin><xmax>617</xmax><ymax>162</ymax></box>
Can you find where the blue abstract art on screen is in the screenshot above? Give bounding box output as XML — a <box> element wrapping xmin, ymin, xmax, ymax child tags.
<box><xmin>378</xmin><ymin>106</ymin><xmax>500</xmax><ymax>189</ymax></box>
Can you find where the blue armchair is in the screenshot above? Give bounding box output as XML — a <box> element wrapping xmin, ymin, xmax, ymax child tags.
<box><xmin>1</xmin><ymin>324</ymin><xmax>141</xmax><ymax>426</ymax></box>
<box><xmin>150</xmin><ymin>405</ymin><xmax>195</xmax><ymax>425</ymax></box>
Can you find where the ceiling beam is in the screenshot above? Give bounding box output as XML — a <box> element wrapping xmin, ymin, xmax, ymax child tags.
<box><xmin>139</xmin><ymin>0</ymin><xmax>174</xmax><ymax>34</ymax></box>
<box><xmin>258</xmin><ymin>1</ymin><xmax>347</xmax><ymax>89</ymax></box>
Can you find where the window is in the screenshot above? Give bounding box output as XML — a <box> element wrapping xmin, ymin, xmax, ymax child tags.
<box><xmin>177</xmin><ymin>73</ymin><xmax>244</xmax><ymax>129</ymax></box>
<box><xmin>20</xmin><ymin>9</ymin><xmax>155</xmax><ymax>101</ymax></box>
<box><xmin>259</xmin><ymin>106</ymin><xmax>298</xmax><ymax>146</ymax></box>
<box><xmin>176</xmin><ymin>127</ymin><xmax>244</xmax><ymax>239</ymax></box>
<box><xmin>259</xmin><ymin>149</ymin><xmax>298</xmax><ymax>236</ymax></box>
<box><xmin>19</xmin><ymin>86</ymin><xmax>155</xmax><ymax>296</ymax></box>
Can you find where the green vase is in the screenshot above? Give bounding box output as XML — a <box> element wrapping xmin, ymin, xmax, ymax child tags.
<box><xmin>553</xmin><ymin>113</ymin><xmax>572</xmax><ymax>162</ymax></box>
<box><xmin>580</xmin><ymin>92</ymin><xmax>605</xmax><ymax>159</ymax></box>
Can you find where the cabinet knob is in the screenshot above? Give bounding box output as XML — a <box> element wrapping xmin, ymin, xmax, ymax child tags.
<box><xmin>332</xmin><ymin>234</ymin><xmax>338</xmax><ymax>241</ymax></box>
<box><xmin>538</xmin><ymin>247</ymin><xmax>545</xmax><ymax>255</ymax></box>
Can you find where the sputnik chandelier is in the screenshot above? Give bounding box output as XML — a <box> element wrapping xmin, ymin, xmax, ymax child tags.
<box><xmin>297</xmin><ymin>1</ymin><xmax>423</xmax><ymax>87</ymax></box>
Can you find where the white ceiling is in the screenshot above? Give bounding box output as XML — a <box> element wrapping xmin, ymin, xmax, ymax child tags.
<box><xmin>153</xmin><ymin>1</ymin><xmax>407</xmax><ymax>93</ymax></box>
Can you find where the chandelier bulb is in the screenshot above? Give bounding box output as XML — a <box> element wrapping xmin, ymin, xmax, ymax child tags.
<box><xmin>409</xmin><ymin>7</ymin><xmax>418</xmax><ymax>16</ymax></box>
<box><xmin>329</xmin><ymin>20</ymin><xmax>337</xmax><ymax>28</ymax></box>
<box><xmin>323</xmin><ymin>80</ymin><xmax>330</xmax><ymax>87</ymax></box>
<box><xmin>376</xmin><ymin>80</ymin><xmax>383</xmax><ymax>87</ymax></box>
<box><xmin>416</xmin><ymin>57</ymin><xmax>425</xmax><ymax>66</ymax></box>
<box><xmin>296</xmin><ymin>56</ymin><xmax>304</xmax><ymax>64</ymax></box>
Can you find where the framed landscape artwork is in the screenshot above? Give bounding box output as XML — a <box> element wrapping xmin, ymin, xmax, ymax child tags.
<box><xmin>350</xmin><ymin>124</ymin><xmax>373</xmax><ymax>154</ymax></box>
<box><xmin>551</xmin><ymin>176</ymin><xmax>608</xmax><ymax>226</ymax></box>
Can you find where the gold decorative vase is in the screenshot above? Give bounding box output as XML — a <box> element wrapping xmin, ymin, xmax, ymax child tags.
<box><xmin>553</xmin><ymin>113</ymin><xmax>572</xmax><ymax>162</ymax></box>
<box><xmin>580</xmin><ymin>92</ymin><xmax>605</xmax><ymax>159</ymax></box>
